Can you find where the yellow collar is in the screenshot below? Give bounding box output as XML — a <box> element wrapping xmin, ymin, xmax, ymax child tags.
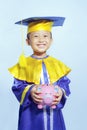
<box><xmin>8</xmin><ymin>56</ymin><xmax>71</xmax><ymax>84</ymax></box>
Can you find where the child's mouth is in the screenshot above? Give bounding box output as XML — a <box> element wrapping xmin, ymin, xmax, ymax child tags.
<box><xmin>37</xmin><ymin>44</ymin><xmax>46</xmax><ymax>48</ymax></box>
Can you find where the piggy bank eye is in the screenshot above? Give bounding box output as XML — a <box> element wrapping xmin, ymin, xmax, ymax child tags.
<box><xmin>37</xmin><ymin>87</ymin><xmax>41</xmax><ymax>91</ymax></box>
<box><xmin>54</xmin><ymin>87</ymin><xmax>58</xmax><ymax>92</ymax></box>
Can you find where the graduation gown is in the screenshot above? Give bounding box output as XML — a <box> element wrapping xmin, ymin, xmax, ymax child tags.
<box><xmin>8</xmin><ymin>55</ymin><xmax>71</xmax><ymax>130</ymax></box>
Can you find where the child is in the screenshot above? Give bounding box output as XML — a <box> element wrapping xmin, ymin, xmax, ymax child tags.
<box><xmin>8</xmin><ymin>16</ymin><xmax>71</xmax><ymax>130</ymax></box>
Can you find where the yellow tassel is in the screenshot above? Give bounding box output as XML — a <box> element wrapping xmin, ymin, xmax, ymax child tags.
<box><xmin>19</xmin><ymin>53</ymin><xmax>27</xmax><ymax>67</ymax></box>
<box><xmin>19</xmin><ymin>20</ymin><xmax>26</xmax><ymax>68</ymax></box>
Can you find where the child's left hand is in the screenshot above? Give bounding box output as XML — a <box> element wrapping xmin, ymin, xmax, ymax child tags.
<box><xmin>52</xmin><ymin>86</ymin><xmax>63</xmax><ymax>106</ymax></box>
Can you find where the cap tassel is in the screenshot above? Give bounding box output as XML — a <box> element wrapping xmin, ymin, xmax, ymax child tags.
<box><xmin>19</xmin><ymin>53</ymin><xmax>27</xmax><ymax>67</ymax></box>
<box><xmin>18</xmin><ymin>20</ymin><xmax>27</xmax><ymax>67</ymax></box>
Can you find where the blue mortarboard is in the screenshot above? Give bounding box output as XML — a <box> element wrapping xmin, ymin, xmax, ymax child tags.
<box><xmin>15</xmin><ymin>16</ymin><xmax>65</xmax><ymax>26</ymax></box>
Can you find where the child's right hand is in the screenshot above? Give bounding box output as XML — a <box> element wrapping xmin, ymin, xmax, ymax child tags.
<box><xmin>30</xmin><ymin>85</ymin><xmax>42</xmax><ymax>104</ymax></box>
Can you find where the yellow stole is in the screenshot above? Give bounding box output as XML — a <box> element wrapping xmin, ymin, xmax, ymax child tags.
<box><xmin>8</xmin><ymin>56</ymin><xmax>71</xmax><ymax>84</ymax></box>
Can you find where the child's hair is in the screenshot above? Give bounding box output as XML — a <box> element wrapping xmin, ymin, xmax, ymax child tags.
<box><xmin>27</xmin><ymin>32</ymin><xmax>52</xmax><ymax>39</ymax></box>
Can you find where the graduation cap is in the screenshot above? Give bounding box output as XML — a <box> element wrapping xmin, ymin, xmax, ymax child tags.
<box><xmin>15</xmin><ymin>16</ymin><xmax>65</xmax><ymax>33</ymax></box>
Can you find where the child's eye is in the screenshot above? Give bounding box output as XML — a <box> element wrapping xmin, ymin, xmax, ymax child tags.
<box><xmin>44</xmin><ymin>35</ymin><xmax>48</xmax><ymax>37</ymax></box>
<box><xmin>34</xmin><ymin>35</ymin><xmax>38</xmax><ymax>37</ymax></box>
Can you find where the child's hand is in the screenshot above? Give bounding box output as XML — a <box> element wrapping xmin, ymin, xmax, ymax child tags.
<box><xmin>52</xmin><ymin>86</ymin><xmax>63</xmax><ymax>106</ymax></box>
<box><xmin>30</xmin><ymin>85</ymin><xmax>42</xmax><ymax>104</ymax></box>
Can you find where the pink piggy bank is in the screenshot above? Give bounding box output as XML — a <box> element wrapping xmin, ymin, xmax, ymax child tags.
<box><xmin>37</xmin><ymin>84</ymin><xmax>58</xmax><ymax>109</ymax></box>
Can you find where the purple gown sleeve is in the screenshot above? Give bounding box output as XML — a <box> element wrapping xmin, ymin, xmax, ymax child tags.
<box><xmin>54</xmin><ymin>76</ymin><xmax>71</xmax><ymax>109</ymax></box>
<box><xmin>12</xmin><ymin>78</ymin><xmax>34</xmax><ymax>108</ymax></box>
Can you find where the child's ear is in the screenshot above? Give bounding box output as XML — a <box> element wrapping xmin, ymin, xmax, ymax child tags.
<box><xmin>26</xmin><ymin>39</ymin><xmax>30</xmax><ymax>46</ymax></box>
<box><xmin>51</xmin><ymin>38</ymin><xmax>53</xmax><ymax>43</ymax></box>
<box><xmin>50</xmin><ymin>38</ymin><xmax>53</xmax><ymax>45</ymax></box>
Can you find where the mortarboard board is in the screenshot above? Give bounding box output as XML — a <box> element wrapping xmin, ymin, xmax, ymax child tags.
<box><xmin>15</xmin><ymin>16</ymin><xmax>65</xmax><ymax>33</ymax></box>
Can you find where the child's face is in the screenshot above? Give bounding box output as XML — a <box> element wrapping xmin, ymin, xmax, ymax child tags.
<box><xmin>26</xmin><ymin>31</ymin><xmax>52</xmax><ymax>56</ymax></box>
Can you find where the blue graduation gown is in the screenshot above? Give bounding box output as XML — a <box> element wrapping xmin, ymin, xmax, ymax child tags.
<box><xmin>10</xmin><ymin>55</ymin><xmax>71</xmax><ymax>130</ymax></box>
<box><xmin>12</xmin><ymin>76</ymin><xmax>71</xmax><ymax>130</ymax></box>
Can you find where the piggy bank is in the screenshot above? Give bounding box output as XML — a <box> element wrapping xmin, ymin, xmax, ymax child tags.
<box><xmin>37</xmin><ymin>84</ymin><xmax>58</xmax><ymax>109</ymax></box>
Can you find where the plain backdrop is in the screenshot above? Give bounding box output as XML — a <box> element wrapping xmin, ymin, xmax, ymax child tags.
<box><xmin>0</xmin><ymin>0</ymin><xmax>87</xmax><ymax>130</ymax></box>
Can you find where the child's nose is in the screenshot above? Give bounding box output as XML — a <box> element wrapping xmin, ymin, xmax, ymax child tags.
<box><xmin>39</xmin><ymin>36</ymin><xmax>44</xmax><ymax>42</ymax></box>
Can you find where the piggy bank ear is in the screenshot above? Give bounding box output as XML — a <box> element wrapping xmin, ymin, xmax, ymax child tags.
<box><xmin>54</xmin><ymin>86</ymin><xmax>59</xmax><ymax>92</ymax></box>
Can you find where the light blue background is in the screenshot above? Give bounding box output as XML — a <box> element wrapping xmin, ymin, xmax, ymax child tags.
<box><xmin>0</xmin><ymin>0</ymin><xmax>87</xmax><ymax>130</ymax></box>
